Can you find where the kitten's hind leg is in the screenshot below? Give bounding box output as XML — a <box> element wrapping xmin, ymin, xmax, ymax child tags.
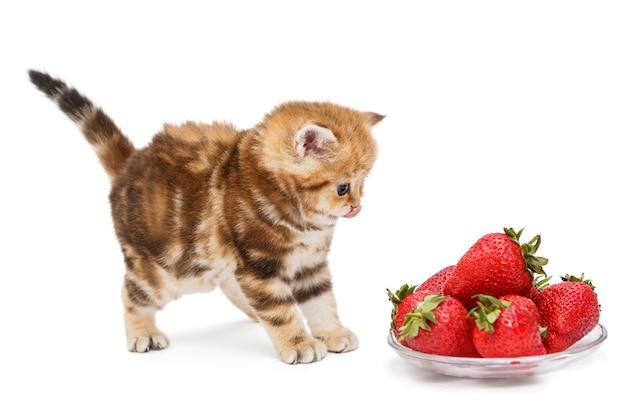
<box><xmin>121</xmin><ymin>278</ymin><xmax>169</xmax><ymax>352</ymax></box>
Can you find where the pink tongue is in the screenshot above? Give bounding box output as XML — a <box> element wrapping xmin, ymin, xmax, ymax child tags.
<box><xmin>342</xmin><ymin>205</ymin><xmax>361</xmax><ymax>218</ymax></box>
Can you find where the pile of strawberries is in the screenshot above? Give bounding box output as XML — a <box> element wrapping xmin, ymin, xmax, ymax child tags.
<box><xmin>388</xmin><ymin>228</ymin><xmax>601</xmax><ymax>358</ymax></box>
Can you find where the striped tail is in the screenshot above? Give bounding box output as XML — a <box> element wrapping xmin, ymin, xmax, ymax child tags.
<box><xmin>28</xmin><ymin>70</ymin><xmax>135</xmax><ymax>180</ymax></box>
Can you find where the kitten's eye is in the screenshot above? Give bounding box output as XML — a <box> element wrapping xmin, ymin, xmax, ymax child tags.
<box><xmin>336</xmin><ymin>183</ymin><xmax>350</xmax><ymax>196</ymax></box>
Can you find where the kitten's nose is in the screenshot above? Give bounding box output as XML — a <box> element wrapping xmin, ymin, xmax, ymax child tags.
<box><xmin>342</xmin><ymin>205</ymin><xmax>361</xmax><ymax>218</ymax></box>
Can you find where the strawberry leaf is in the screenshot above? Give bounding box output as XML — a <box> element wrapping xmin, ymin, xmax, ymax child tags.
<box><xmin>560</xmin><ymin>273</ymin><xmax>595</xmax><ymax>291</ymax></box>
<box><xmin>468</xmin><ymin>294</ymin><xmax>511</xmax><ymax>333</ymax></box>
<box><xmin>533</xmin><ymin>274</ymin><xmax>552</xmax><ymax>291</ymax></box>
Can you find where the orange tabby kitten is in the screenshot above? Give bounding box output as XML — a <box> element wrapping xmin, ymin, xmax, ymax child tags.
<box><xmin>28</xmin><ymin>70</ymin><xmax>383</xmax><ymax>364</ymax></box>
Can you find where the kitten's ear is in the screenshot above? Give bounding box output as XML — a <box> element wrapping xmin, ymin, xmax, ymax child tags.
<box><xmin>364</xmin><ymin>112</ymin><xmax>386</xmax><ymax>126</ymax></box>
<box><xmin>294</xmin><ymin>125</ymin><xmax>337</xmax><ymax>157</ymax></box>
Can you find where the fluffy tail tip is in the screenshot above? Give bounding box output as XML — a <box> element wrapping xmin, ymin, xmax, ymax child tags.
<box><xmin>28</xmin><ymin>69</ymin><xmax>66</xmax><ymax>98</ymax></box>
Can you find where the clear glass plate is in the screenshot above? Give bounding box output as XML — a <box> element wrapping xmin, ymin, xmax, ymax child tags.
<box><xmin>388</xmin><ymin>323</ymin><xmax>607</xmax><ymax>378</ymax></box>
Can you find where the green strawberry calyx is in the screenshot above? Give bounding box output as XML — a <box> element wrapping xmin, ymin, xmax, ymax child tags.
<box><xmin>504</xmin><ymin>227</ymin><xmax>549</xmax><ymax>277</ymax></box>
<box><xmin>533</xmin><ymin>274</ymin><xmax>552</xmax><ymax>291</ymax></box>
<box><xmin>468</xmin><ymin>294</ymin><xmax>511</xmax><ymax>333</ymax></box>
<box><xmin>398</xmin><ymin>293</ymin><xmax>447</xmax><ymax>342</ymax></box>
<box><xmin>387</xmin><ymin>283</ymin><xmax>417</xmax><ymax>330</ymax></box>
<box><xmin>560</xmin><ymin>272</ymin><xmax>595</xmax><ymax>291</ymax></box>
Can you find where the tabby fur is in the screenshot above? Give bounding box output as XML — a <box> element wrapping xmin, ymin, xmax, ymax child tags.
<box><xmin>28</xmin><ymin>70</ymin><xmax>383</xmax><ymax>364</ymax></box>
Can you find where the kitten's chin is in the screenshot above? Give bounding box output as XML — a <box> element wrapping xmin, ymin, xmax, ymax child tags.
<box><xmin>318</xmin><ymin>215</ymin><xmax>338</xmax><ymax>227</ymax></box>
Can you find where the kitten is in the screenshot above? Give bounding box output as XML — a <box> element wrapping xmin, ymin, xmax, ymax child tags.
<box><xmin>28</xmin><ymin>70</ymin><xmax>383</xmax><ymax>364</ymax></box>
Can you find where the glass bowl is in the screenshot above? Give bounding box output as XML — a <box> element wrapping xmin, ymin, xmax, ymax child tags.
<box><xmin>388</xmin><ymin>323</ymin><xmax>607</xmax><ymax>378</ymax></box>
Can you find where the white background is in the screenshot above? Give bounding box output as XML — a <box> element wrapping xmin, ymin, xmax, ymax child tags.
<box><xmin>1</xmin><ymin>1</ymin><xmax>624</xmax><ymax>415</ymax></box>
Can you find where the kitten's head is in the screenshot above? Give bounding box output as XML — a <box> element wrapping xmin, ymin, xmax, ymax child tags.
<box><xmin>258</xmin><ymin>101</ymin><xmax>384</xmax><ymax>226</ymax></box>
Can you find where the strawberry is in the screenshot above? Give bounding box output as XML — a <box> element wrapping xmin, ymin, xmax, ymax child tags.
<box><xmin>535</xmin><ymin>274</ymin><xmax>600</xmax><ymax>353</ymax></box>
<box><xmin>444</xmin><ymin>227</ymin><xmax>549</xmax><ymax>310</ymax></box>
<box><xmin>397</xmin><ymin>293</ymin><xmax>479</xmax><ymax>357</ymax></box>
<box><xmin>470</xmin><ymin>294</ymin><xmax>547</xmax><ymax>358</ymax></box>
<box><xmin>415</xmin><ymin>265</ymin><xmax>455</xmax><ymax>294</ymax></box>
<box><xmin>387</xmin><ymin>266</ymin><xmax>455</xmax><ymax>334</ymax></box>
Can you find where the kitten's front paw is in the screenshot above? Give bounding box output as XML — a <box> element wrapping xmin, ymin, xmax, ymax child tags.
<box><xmin>315</xmin><ymin>328</ymin><xmax>359</xmax><ymax>353</ymax></box>
<box><xmin>278</xmin><ymin>337</ymin><xmax>328</xmax><ymax>364</ymax></box>
<box><xmin>127</xmin><ymin>330</ymin><xmax>170</xmax><ymax>353</ymax></box>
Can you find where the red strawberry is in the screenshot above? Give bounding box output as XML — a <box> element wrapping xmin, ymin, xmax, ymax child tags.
<box><xmin>387</xmin><ymin>265</ymin><xmax>455</xmax><ymax>335</ymax></box>
<box><xmin>415</xmin><ymin>265</ymin><xmax>455</xmax><ymax>294</ymax></box>
<box><xmin>397</xmin><ymin>293</ymin><xmax>479</xmax><ymax>357</ymax></box>
<box><xmin>444</xmin><ymin>227</ymin><xmax>549</xmax><ymax>310</ymax></box>
<box><xmin>470</xmin><ymin>294</ymin><xmax>547</xmax><ymax>358</ymax></box>
<box><xmin>536</xmin><ymin>274</ymin><xmax>600</xmax><ymax>353</ymax></box>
